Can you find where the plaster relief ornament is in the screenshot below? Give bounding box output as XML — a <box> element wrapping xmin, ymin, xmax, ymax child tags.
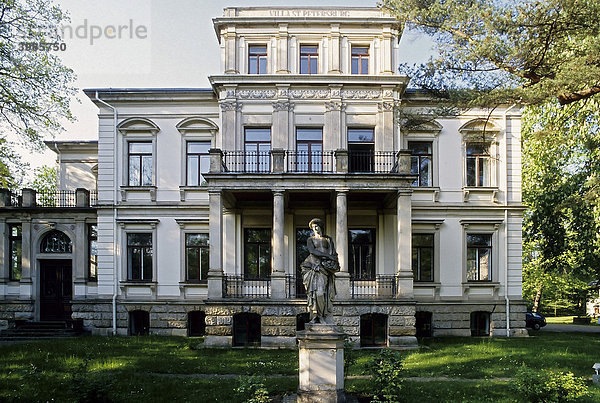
<box><xmin>301</xmin><ymin>218</ymin><xmax>339</xmax><ymax>324</ymax></box>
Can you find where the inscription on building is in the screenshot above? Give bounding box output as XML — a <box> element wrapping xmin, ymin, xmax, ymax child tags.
<box><xmin>269</xmin><ymin>9</ymin><xmax>350</xmax><ymax>17</ymax></box>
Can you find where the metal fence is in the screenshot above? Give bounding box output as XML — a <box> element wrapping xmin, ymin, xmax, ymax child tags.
<box><xmin>224</xmin><ymin>275</ymin><xmax>271</xmax><ymax>298</ymax></box>
<box><xmin>90</xmin><ymin>190</ymin><xmax>98</xmax><ymax>206</ymax></box>
<box><xmin>223</xmin><ymin>151</ymin><xmax>271</xmax><ymax>173</ymax></box>
<box><xmin>350</xmin><ymin>275</ymin><xmax>398</xmax><ymax>299</ymax></box>
<box><xmin>285</xmin><ymin>274</ymin><xmax>307</xmax><ymax>299</ymax></box>
<box><xmin>286</xmin><ymin>151</ymin><xmax>334</xmax><ymax>173</ymax></box>
<box><xmin>348</xmin><ymin>151</ymin><xmax>397</xmax><ymax>173</ymax></box>
<box><xmin>36</xmin><ymin>190</ymin><xmax>77</xmax><ymax>207</ymax></box>
<box><xmin>9</xmin><ymin>190</ymin><xmax>22</xmax><ymax>207</ymax></box>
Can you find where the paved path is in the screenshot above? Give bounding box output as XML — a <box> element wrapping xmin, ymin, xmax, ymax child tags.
<box><xmin>539</xmin><ymin>323</ymin><xmax>600</xmax><ymax>333</ymax></box>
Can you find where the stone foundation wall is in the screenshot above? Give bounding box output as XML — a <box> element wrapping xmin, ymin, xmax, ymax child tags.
<box><xmin>0</xmin><ymin>301</ymin><xmax>34</xmax><ymax>329</ymax></box>
<box><xmin>416</xmin><ymin>301</ymin><xmax>528</xmax><ymax>337</ymax></box>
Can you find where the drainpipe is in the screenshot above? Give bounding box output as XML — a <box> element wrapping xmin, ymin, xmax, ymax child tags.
<box><xmin>95</xmin><ymin>92</ymin><xmax>119</xmax><ymax>336</ymax></box>
<box><xmin>504</xmin><ymin>103</ymin><xmax>518</xmax><ymax>337</ymax></box>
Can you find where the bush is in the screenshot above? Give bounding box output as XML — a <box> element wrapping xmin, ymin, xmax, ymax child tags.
<box><xmin>369</xmin><ymin>349</ymin><xmax>405</xmax><ymax>403</ymax></box>
<box><xmin>511</xmin><ymin>365</ymin><xmax>588</xmax><ymax>402</ymax></box>
<box><xmin>235</xmin><ymin>375</ymin><xmax>270</xmax><ymax>403</ymax></box>
<box><xmin>69</xmin><ymin>359</ymin><xmax>113</xmax><ymax>403</ymax></box>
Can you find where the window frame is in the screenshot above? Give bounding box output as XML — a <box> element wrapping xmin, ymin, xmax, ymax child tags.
<box><xmin>126</xmin><ymin>232</ymin><xmax>153</xmax><ymax>282</ymax></box>
<box><xmin>243</xmin><ymin>228</ymin><xmax>272</xmax><ymax>280</ymax></box>
<box><xmin>466</xmin><ymin>142</ymin><xmax>492</xmax><ymax>187</ymax></box>
<box><xmin>185</xmin><ymin>233</ymin><xmax>210</xmax><ymax>283</ymax></box>
<box><xmin>40</xmin><ymin>230</ymin><xmax>73</xmax><ymax>254</ymax></box>
<box><xmin>347</xmin><ymin>128</ymin><xmax>375</xmax><ymax>173</ymax></box>
<box><xmin>244</xmin><ymin>127</ymin><xmax>271</xmax><ymax>172</ymax></box>
<box><xmin>408</xmin><ymin>141</ymin><xmax>433</xmax><ymax>187</ymax></box>
<box><xmin>186</xmin><ymin>141</ymin><xmax>211</xmax><ymax>186</ymax></box>
<box><xmin>8</xmin><ymin>224</ymin><xmax>22</xmax><ymax>281</ymax></box>
<box><xmin>466</xmin><ymin>233</ymin><xmax>493</xmax><ymax>282</ymax></box>
<box><xmin>299</xmin><ymin>44</ymin><xmax>319</xmax><ymax>74</ymax></box>
<box><xmin>127</xmin><ymin>141</ymin><xmax>154</xmax><ymax>187</ymax></box>
<box><xmin>351</xmin><ymin>45</ymin><xmax>369</xmax><ymax>75</ymax></box>
<box><xmin>88</xmin><ymin>223</ymin><xmax>98</xmax><ymax>282</ymax></box>
<box><xmin>348</xmin><ymin>228</ymin><xmax>376</xmax><ymax>280</ymax></box>
<box><xmin>295</xmin><ymin>127</ymin><xmax>323</xmax><ymax>173</ymax></box>
<box><xmin>412</xmin><ymin>233</ymin><xmax>434</xmax><ymax>282</ymax></box>
<box><xmin>248</xmin><ymin>44</ymin><xmax>267</xmax><ymax>74</ymax></box>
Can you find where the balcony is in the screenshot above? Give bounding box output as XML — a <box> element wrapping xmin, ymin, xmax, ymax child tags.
<box><xmin>350</xmin><ymin>275</ymin><xmax>399</xmax><ymax>299</ymax></box>
<box><xmin>215</xmin><ymin>149</ymin><xmax>410</xmax><ymax>174</ymax></box>
<box><xmin>0</xmin><ymin>188</ymin><xmax>98</xmax><ymax>208</ymax></box>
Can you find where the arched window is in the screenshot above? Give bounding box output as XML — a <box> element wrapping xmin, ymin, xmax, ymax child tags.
<box><xmin>40</xmin><ymin>230</ymin><xmax>72</xmax><ymax>253</ymax></box>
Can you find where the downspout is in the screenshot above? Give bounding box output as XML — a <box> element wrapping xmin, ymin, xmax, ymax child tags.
<box><xmin>95</xmin><ymin>92</ymin><xmax>119</xmax><ymax>336</ymax></box>
<box><xmin>504</xmin><ymin>103</ymin><xmax>518</xmax><ymax>337</ymax></box>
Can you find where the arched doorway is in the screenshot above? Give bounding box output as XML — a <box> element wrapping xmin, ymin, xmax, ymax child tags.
<box><xmin>39</xmin><ymin>230</ymin><xmax>73</xmax><ymax>321</ymax></box>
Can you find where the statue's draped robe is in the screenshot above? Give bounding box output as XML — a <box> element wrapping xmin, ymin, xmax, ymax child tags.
<box><xmin>301</xmin><ymin>235</ymin><xmax>338</xmax><ymax>321</ymax></box>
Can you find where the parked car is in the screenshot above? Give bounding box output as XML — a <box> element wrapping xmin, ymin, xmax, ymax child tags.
<box><xmin>526</xmin><ymin>312</ymin><xmax>547</xmax><ymax>330</ymax></box>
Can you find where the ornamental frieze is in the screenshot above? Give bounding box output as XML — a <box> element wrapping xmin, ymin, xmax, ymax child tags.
<box><xmin>219</xmin><ymin>101</ymin><xmax>242</xmax><ymax>111</ymax></box>
<box><xmin>272</xmin><ymin>101</ymin><xmax>295</xmax><ymax>111</ymax></box>
<box><xmin>340</xmin><ymin>89</ymin><xmax>382</xmax><ymax>99</ymax></box>
<box><xmin>288</xmin><ymin>89</ymin><xmax>330</xmax><ymax>99</ymax></box>
<box><xmin>325</xmin><ymin>101</ymin><xmax>346</xmax><ymax>111</ymax></box>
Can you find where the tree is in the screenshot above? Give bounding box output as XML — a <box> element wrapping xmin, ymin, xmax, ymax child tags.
<box><xmin>521</xmin><ymin>99</ymin><xmax>600</xmax><ymax>313</ymax></box>
<box><xmin>0</xmin><ymin>0</ymin><xmax>74</xmax><ymax>184</ymax></box>
<box><xmin>30</xmin><ymin>164</ymin><xmax>56</xmax><ymax>194</ymax></box>
<box><xmin>380</xmin><ymin>0</ymin><xmax>600</xmax><ymax>107</ymax></box>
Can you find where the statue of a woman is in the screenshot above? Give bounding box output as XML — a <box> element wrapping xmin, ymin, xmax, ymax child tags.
<box><xmin>301</xmin><ymin>218</ymin><xmax>339</xmax><ymax>324</ymax></box>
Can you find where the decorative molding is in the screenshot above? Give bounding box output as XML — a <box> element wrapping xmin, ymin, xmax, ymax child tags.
<box><xmin>272</xmin><ymin>101</ymin><xmax>294</xmax><ymax>111</ymax></box>
<box><xmin>325</xmin><ymin>101</ymin><xmax>346</xmax><ymax>111</ymax></box>
<box><xmin>175</xmin><ymin>218</ymin><xmax>209</xmax><ymax>228</ymax></box>
<box><xmin>288</xmin><ymin>89</ymin><xmax>330</xmax><ymax>99</ymax></box>
<box><xmin>117</xmin><ymin>218</ymin><xmax>160</xmax><ymax>229</ymax></box>
<box><xmin>219</xmin><ymin>101</ymin><xmax>241</xmax><ymax>111</ymax></box>
<box><xmin>236</xmin><ymin>89</ymin><xmax>277</xmax><ymax>99</ymax></box>
<box><xmin>377</xmin><ymin>101</ymin><xmax>396</xmax><ymax>112</ymax></box>
<box><xmin>341</xmin><ymin>89</ymin><xmax>381</xmax><ymax>99</ymax></box>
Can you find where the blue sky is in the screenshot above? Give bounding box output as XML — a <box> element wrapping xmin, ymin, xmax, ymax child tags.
<box><xmin>26</xmin><ymin>0</ymin><xmax>435</xmax><ymax>172</ymax></box>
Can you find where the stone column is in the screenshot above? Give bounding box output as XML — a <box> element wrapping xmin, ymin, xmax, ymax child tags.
<box><xmin>276</xmin><ymin>24</ymin><xmax>289</xmax><ymax>73</ymax></box>
<box><xmin>20</xmin><ymin>219</ymin><xmax>32</xmax><ymax>301</ymax></box>
<box><xmin>22</xmin><ymin>188</ymin><xmax>36</xmax><ymax>207</ymax></box>
<box><xmin>224</xmin><ymin>28</ymin><xmax>238</xmax><ymax>74</ymax></box>
<box><xmin>271</xmin><ymin>190</ymin><xmax>286</xmax><ymax>299</ymax></box>
<box><xmin>209</xmin><ymin>149</ymin><xmax>224</xmax><ymax>173</ymax></box>
<box><xmin>207</xmin><ymin>191</ymin><xmax>224</xmax><ymax>298</ymax></box>
<box><xmin>335</xmin><ymin>191</ymin><xmax>350</xmax><ymax>299</ymax></box>
<box><xmin>73</xmin><ymin>219</ymin><xmax>87</xmax><ymax>298</ymax></box>
<box><xmin>381</xmin><ymin>27</ymin><xmax>393</xmax><ymax>74</ymax></box>
<box><xmin>396</xmin><ymin>190</ymin><xmax>413</xmax><ymax>298</ymax></box>
<box><xmin>75</xmin><ymin>189</ymin><xmax>90</xmax><ymax>207</ymax></box>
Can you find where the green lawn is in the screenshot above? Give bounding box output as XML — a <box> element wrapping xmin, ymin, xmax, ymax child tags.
<box><xmin>545</xmin><ymin>316</ymin><xmax>600</xmax><ymax>325</ymax></box>
<box><xmin>0</xmin><ymin>333</ymin><xmax>599</xmax><ymax>402</ymax></box>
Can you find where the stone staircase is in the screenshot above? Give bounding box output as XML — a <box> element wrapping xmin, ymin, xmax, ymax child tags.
<box><xmin>0</xmin><ymin>320</ymin><xmax>87</xmax><ymax>342</ymax></box>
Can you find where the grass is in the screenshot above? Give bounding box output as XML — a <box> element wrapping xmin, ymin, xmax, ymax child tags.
<box><xmin>0</xmin><ymin>333</ymin><xmax>599</xmax><ymax>401</ymax></box>
<box><xmin>545</xmin><ymin>315</ymin><xmax>600</xmax><ymax>325</ymax></box>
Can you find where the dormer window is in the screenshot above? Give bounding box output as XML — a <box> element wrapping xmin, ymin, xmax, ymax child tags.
<box><xmin>351</xmin><ymin>46</ymin><xmax>369</xmax><ymax>74</ymax></box>
<box><xmin>300</xmin><ymin>45</ymin><xmax>318</xmax><ymax>74</ymax></box>
<box><xmin>248</xmin><ymin>45</ymin><xmax>267</xmax><ymax>74</ymax></box>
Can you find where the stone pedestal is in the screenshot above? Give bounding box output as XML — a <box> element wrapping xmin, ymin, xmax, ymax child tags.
<box><xmin>297</xmin><ymin>324</ymin><xmax>346</xmax><ymax>403</ymax></box>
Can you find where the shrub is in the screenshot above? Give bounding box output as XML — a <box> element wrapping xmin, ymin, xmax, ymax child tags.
<box><xmin>511</xmin><ymin>365</ymin><xmax>588</xmax><ymax>402</ymax></box>
<box><xmin>369</xmin><ymin>349</ymin><xmax>405</xmax><ymax>403</ymax></box>
<box><xmin>235</xmin><ymin>375</ymin><xmax>270</xmax><ymax>403</ymax></box>
<box><xmin>343</xmin><ymin>337</ymin><xmax>357</xmax><ymax>377</ymax></box>
<box><xmin>69</xmin><ymin>359</ymin><xmax>113</xmax><ymax>403</ymax></box>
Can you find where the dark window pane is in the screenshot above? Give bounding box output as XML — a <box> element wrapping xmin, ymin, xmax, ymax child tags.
<box><xmin>348</xmin><ymin>129</ymin><xmax>374</xmax><ymax>143</ymax></box>
<box><xmin>40</xmin><ymin>230</ymin><xmax>72</xmax><ymax>253</ymax></box>
<box><xmin>467</xmin><ymin>234</ymin><xmax>492</xmax><ymax>246</ymax></box>
<box><xmin>143</xmin><ymin>248</ymin><xmax>153</xmax><ymax>280</ymax></box>
<box><xmin>128</xmin><ymin>233</ymin><xmax>152</xmax><ymax>246</ymax></box>
<box><xmin>466</xmin><ymin>157</ymin><xmax>476</xmax><ymax>186</ymax></box>
<box><xmin>467</xmin><ymin>143</ymin><xmax>489</xmax><ymax>155</ymax></box>
<box><xmin>200</xmin><ymin>248</ymin><xmax>209</xmax><ymax>280</ymax></box>
<box><xmin>186</xmin><ymin>233</ymin><xmax>209</xmax><ymax>246</ymax></box>
<box><xmin>187</xmin><ymin>248</ymin><xmax>199</xmax><ymax>280</ymax></box>
<box><xmin>409</xmin><ymin>142</ymin><xmax>431</xmax><ymax>154</ymax></box>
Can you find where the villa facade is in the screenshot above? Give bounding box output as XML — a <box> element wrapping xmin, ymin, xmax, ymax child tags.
<box><xmin>0</xmin><ymin>7</ymin><xmax>528</xmax><ymax>347</ymax></box>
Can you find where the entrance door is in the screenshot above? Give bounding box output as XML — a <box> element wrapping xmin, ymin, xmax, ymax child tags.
<box><xmin>40</xmin><ymin>260</ymin><xmax>72</xmax><ymax>321</ymax></box>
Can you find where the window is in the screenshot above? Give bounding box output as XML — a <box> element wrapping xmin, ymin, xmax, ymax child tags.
<box><xmin>300</xmin><ymin>45</ymin><xmax>318</xmax><ymax>74</ymax></box>
<box><xmin>188</xmin><ymin>311</ymin><xmax>206</xmax><ymax>337</ymax></box>
<box><xmin>412</xmin><ymin>233</ymin><xmax>433</xmax><ymax>282</ymax></box>
<box><xmin>40</xmin><ymin>230</ymin><xmax>72</xmax><ymax>253</ymax></box>
<box><xmin>186</xmin><ymin>141</ymin><xmax>210</xmax><ymax>186</ymax></box>
<box><xmin>467</xmin><ymin>234</ymin><xmax>492</xmax><ymax>281</ymax></box>
<box><xmin>88</xmin><ymin>224</ymin><xmax>98</xmax><ymax>281</ymax></box>
<box><xmin>351</xmin><ymin>46</ymin><xmax>369</xmax><ymax>74</ymax></box>
<box><xmin>409</xmin><ymin>141</ymin><xmax>432</xmax><ymax>186</ymax></box>
<box><xmin>295</xmin><ymin>128</ymin><xmax>323</xmax><ymax>172</ymax></box>
<box><xmin>129</xmin><ymin>310</ymin><xmax>150</xmax><ymax>336</ymax></box>
<box><xmin>233</xmin><ymin>312</ymin><xmax>261</xmax><ymax>346</ymax></box>
<box><xmin>348</xmin><ymin>128</ymin><xmax>375</xmax><ymax>172</ymax></box>
<box><xmin>244</xmin><ymin>228</ymin><xmax>271</xmax><ymax>279</ymax></box>
<box><xmin>8</xmin><ymin>224</ymin><xmax>21</xmax><ymax>281</ymax></box>
<box><xmin>415</xmin><ymin>311</ymin><xmax>433</xmax><ymax>337</ymax></box>
<box><xmin>349</xmin><ymin>229</ymin><xmax>375</xmax><ymax>279</ymax></box>
<box><xmin>360</xmin><ymin>313</ymin><xmax>387</xmax><ymax>347</ymax></box>
<box><xmin>127</xmin><ymin>233</ymin><xmax>152</xmax><ymax>281</ymax></box>
<box><xmin>244</xmin><ymin>128</ymin><xmax>271</xmax><ymax>172</ymax></box>
<box><xmin>466</xmin><ymin>142</ymin><xmax>490</xmax><ymax>186</ymax></box>
<box><xmin>128</xmin><ymin>142</ymin><xmax>153</xmax><ymax>186</ymax></box>
<box><xmin>295</xmin><ymin>228</ymin><xmax>311</xmax><ymax>298</ymax></box>
<box><xmin>470</xmin><ymin>311</ymin><xmax>490</xmax><ymax>336</ymax></box>
<box><xmin>248</xmin><ymin>45</ymin><xmax>267</xmax><ymax>74</ymax></box>
<box><xmin>185</xmin><ymin>233</ymin><xmax>209</xmax><ymax>282</ymax></box>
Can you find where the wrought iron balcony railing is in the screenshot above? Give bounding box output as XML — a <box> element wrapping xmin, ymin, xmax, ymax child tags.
<box><xmin>0</xmin><ymin>188</ymin><xmax>97</xmax><ymax>208</ymax></box>
<box><xmin>223</xmin><ymin>275</ymin><xmax>271</xmax><ymax>298</ymax></box>
<box><xmin>350</xmin><ymin>275</ymin><xmax>398</xmax><ymax>299</ymax></box>
<box><xmin>286</xmin><ymin>151</ymin><xmax>334</xmax><ymax>173</ymax></box>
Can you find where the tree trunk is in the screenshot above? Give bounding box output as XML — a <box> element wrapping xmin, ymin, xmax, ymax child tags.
<box><xmin>532</xmin><ymin>285</ymin><xmax>543</xmax><ymax>313</ymax></box>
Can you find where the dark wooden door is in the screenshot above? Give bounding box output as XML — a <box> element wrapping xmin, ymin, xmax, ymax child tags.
<box><xmin>40</xmin><ymin>260</ymin><xmax>72</xmax><ymax>321</ymax></box>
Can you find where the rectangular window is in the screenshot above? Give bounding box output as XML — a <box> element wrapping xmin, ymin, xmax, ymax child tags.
<box><xmin>128</xmin><ymin>142</ymin><xmax>153</xmax><ymax>186</ymax></box>
<box><xmin>185</xmin><ymin>233</ymin><xmax>209</xmax><ymax>282</ymax></box>
<box><xmin>349</xmin><ymin>229</ymin><xmax>375</xmax><ymax>279</ymax></box>
<box><xmin>244</xmin><ymin>228</ymin><xmax>271</xmax><ymax>279</ymax></box>
<box><xmin>466</xmin><ymin>234</ymin><xmax>492</xmax><ymax>281</ymax></box>
<box><xmin>351</xmin><ymin>46</ymin><xmax>369</xmax><ymax>74</ymax></box>
<box><xmin>248</xmin><ymin>45</ymin><xmax>267</xmax><ymax>74</ymax></box>
<box><xmin>127</xmin><ymin>233</ymin><xmax>152</xmax><ymax>281</ymax></box>
<box><xmin>244</xmin><ymin>128</ymin><xmax>271</xmax><ymax>172</ymax></box>
<box><xmin>348</xmin><ymin>128</ymin><xmax>375</xmax><ymax>172</ymax></box>
<box><xmin>300</xmin><ymin>45</ymin><xmax>318</xmax><ymax>74</ymax></box>
<box><xmin>412</xmin><ymin>233</ymin><xmax>434</xmax><ymax>282</ymax></box>
<box><xmin>186</xmin><ymin>141</ymin><xmax>210</xmax><ymax>186</ymax></box>
<box><xmin>296</xmin><ymin>128</ymin><xmax>323</xmax><ymax>172</ymax></box>
<box><xmin>9</xmin><ymin>224</ymin><xmax>22</xmax><ymax>281</ymax></box>
<box><xmin>466</xmin><ymin>142</ymin><xmax>490</xmax><ymax>187</ymax></box>
<box><xmin>409</xmin><ymin>141</ymin><xmax>432</xmax><ymax>186</ymax></box>
<box><xmin>88</xmin><ymin>224</ymin><xmax>98</xmax><ymax>281</ymax></box>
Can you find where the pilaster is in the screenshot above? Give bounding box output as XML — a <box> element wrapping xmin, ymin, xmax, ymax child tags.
<box><xmin>335</xmin><ymin>191</ymin><xmax>350</xmax><ymax>299</ymax></box>
<box><xmin>397</xmin><ymin>190</ymin><xmax>413</xmax><ymax>297</ymax></box>
<box><xmin>208</xmin><ymin>191</ymin><xmax>224</xmax><ymax>298</ymax></box>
